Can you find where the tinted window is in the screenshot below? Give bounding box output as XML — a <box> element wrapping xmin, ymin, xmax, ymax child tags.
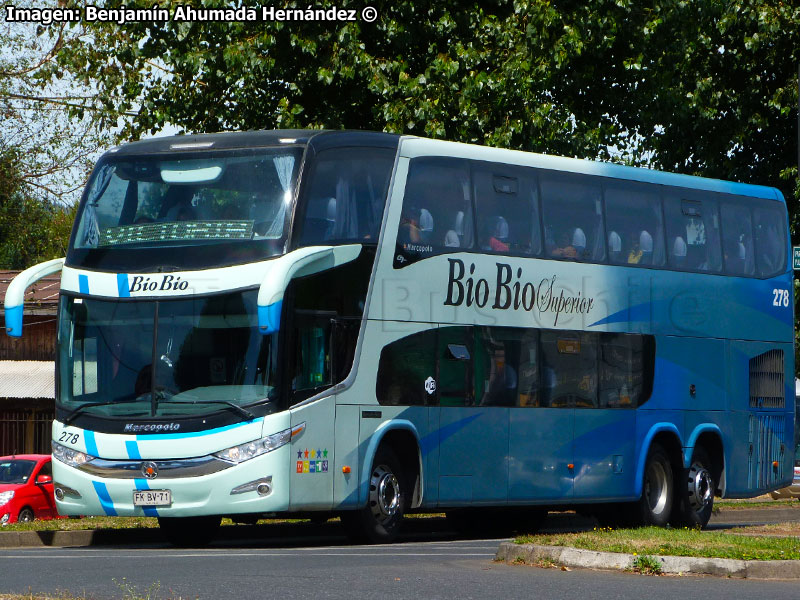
<box><xmin>720</xmin><ymin>200</ymin><xmax>755</xmax><ymax>276</ymax></box>
<box><xmin>395</xmin><ymin>158</ymin><xmax>473</xmax><ymax>266</ymax></box>
<box><xmin>753</xmin><ymin>202</ymin><xmax>787</xmax><ymax>277</ymax></box>
<box><xmin>540</xmin><ymin>331</ymin><xmax>598</xmax><ymax>408</ymax></box>
<box><xmin>541</xmin><ymin>174</ymin><xmax>605</xmax><ymax>261</ymax></box>
<box><xmin>474</xmin><ymin>164</ymin><xmax>541</xmax><ymax>256</ymax></box>
<box><xmin>438</xmin><ymin>327</ymin><xmax>473</xmax><ymax>407</ymax></box>
<box><xmin>475</xmin><ymin>327</ymin><xmax>538</xmax><ymax>407</ymax></box>
<box><xmin>376</xmin><ymin>329</ymin><xmax>437</xmax><ymax>406</ymax></box>
<box><xmin>664</xmin><ymin>194</ymin><xmax>722</xmax><ymax>272</ymax></box>
<box><xmin>604</xmin><ymin>182</ymin><xmax>665</xmax><ymax>266</ymax></box>
<box><xmin>295</xmin><ymin>148</ymin><xmax>394</xmax><ymax>246</ymax></box>
<box><xmin>599</xmin><ymin>333</ymin><xmax>654</xmax><ymax>408</ymax></box>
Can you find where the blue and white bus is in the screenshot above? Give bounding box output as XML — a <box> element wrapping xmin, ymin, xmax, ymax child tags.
<box><xmin>4</xmin><ymin>130</ymin><xmax>793</xmax><ymax>544</ymax></box>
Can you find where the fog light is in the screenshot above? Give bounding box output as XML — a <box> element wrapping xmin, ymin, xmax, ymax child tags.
<box><xmin>53</xmin><ymin>483</ymin><xmax>81</xmax><ymax>499</ymax></box>
<box><xmin>1</xmin><ymin>513</ymin><xmax>9</xmax><ymax>524</ymax></box>
<box><xmin>230</xmin><ymin>476</ymin><xmax>272</xmax><ymax>496</ymax></box>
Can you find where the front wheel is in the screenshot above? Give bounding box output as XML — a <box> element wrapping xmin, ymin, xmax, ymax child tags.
<box><xmin>158</xmin><ymin>516</ymin><xmax>221</xmax><ymax>547</ymax></box>
<box><xmin>17</xmin><ymin>507</ymin><xmax>34</xmax><ymax>523</ymax></box>
<box><xmin>671</xmin><ymin>448</ymin><xmax>715</xmax><ymax>529</ymax></box>
<box><xmin>341</xmin><ymin>447</ymin><xmax>406</xmax><ymax>544</ymax></box>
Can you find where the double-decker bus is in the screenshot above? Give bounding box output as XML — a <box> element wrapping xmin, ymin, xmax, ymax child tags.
<box><xmin>4</xmin><ymin>130</ymin><xmax>793</xmax><ymax>544</ymax></box>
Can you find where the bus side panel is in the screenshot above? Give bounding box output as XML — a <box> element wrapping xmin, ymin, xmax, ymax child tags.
<box><xmin>289</xmin><ymin>396</ymin><xmax>335</xmax><ymax>511</ymax></box>
<box><xmin>508</xmin><ymin>408</ymin><xmax>573</xmax><ymax>502</ymax></box>
<box><xmin>333</xmin><ymin>403</ymin><xmax>361</xmax><ymax>508</ymax></box>
<box><xmin>725</xmin><ymin>340</ymin><xmax>794</xmax><ymax>496</ymax></box>
<box><xmin>573</xmin><ymin>409</ymin><xmax>635</xmax><ymax>501</ymax></box>
<box><xmin>650</xmin><ymin>336</ymin><xmax>727</xmax><ymax>413</ymax></box>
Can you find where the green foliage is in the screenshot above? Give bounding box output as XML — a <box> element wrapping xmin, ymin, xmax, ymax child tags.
<box><xmin>0</xmin><ymin>148</ymin><xmax>76</xmax><ymax>269</ymax></box>
<box><xmin>630</xmin><ymin>554</ymin><xmax>662</xmax><ymax>575</ymax></box>
<box><xmin>517</xmin><ymin>525</ymin><xmax>800</xmax><ymax>561</ymax></box>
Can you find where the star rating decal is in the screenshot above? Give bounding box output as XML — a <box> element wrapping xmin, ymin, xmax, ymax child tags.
<box><xmin>295</xmin><ymin>447</ymin><xmax>329</xmax><ymax>474</ymax></box>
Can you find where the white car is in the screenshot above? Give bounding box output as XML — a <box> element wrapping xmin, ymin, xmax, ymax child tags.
<box><xmin>769</xmin><ymin>448</ymin><xmax>800</xmax><ymax>500</ymax></box>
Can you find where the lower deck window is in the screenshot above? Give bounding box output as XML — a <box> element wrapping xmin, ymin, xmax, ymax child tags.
<box><xmin>376</xmin><ymin>326</ymin><xmax>654</xmax><ymax>408</ymax></box>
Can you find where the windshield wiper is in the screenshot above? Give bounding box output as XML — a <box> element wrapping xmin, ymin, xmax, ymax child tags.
<box><xmin>159</xmin><ymin>400</ymin><xmax>256</xmax><ymax>421</ymax></box>
<box><xmin>63</xmin><ymin>397</ymin><xmax>149</xmax><ymax>425</ymax></box>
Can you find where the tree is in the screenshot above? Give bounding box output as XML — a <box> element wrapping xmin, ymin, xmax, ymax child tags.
<box><xmin>0</xmin><ymin>147</ymin><xmax>76</xmax><ymax>269</ymax></box>
<box><xmin>56</xmin><ymin>0</ymin><xmax>798</xmax><ymax>204</ymax></box>
<box><xmin>1</xmin><ymin>0</ymin><xmax>111</xmax><ymax>207</ymax></box>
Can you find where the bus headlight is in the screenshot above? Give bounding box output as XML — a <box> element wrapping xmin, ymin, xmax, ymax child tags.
<box><xmin>0</xmin><ymin>491</ymin><xmax>14</xmax><ymax>506</ymax></box>
<box><xmin>214</xmin><ymin>429</ymin><xmax>293</xmax><ymax>464</ymax></box>
<box><xmin>52</xmin><ymin>441</ymin><xmax>96</xmax><ymax>467</ymax></box>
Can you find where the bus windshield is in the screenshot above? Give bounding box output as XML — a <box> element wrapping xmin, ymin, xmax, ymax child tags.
<box><xmin>70</xmin><ymin>147</ymin><xmax>303</xmax><ymax>269</ymax></box>
<box><xmin>57</xmin><ymin>289</ymin><xmax>280</xmax><ymax>420</ymax></box>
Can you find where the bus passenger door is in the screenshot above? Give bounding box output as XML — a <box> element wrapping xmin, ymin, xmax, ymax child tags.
<box><xmin>437</xmin><ymin>326</ymin><xmax>509</xmax><ymax>506</ymax></box>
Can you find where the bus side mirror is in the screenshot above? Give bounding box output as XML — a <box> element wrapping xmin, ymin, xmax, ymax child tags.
<box><xmin>257</xmin><ymin>245</ymin><xmax>362</xmax><ymax>335</ymax></box>
<box><xmin>3</xmin><ymin>257</ymin><xmax>65</xmax><ymax>337</ymax></box>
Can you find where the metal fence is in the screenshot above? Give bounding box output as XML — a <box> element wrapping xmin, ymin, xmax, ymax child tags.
<box><xmin>0</xmin><ymin>409</ymin><xmax>54</xmax><ymax>455</ymax></box>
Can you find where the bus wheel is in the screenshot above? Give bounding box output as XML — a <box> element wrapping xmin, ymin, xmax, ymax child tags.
<box><xmin>342</xmin><ymin>447</ymin><xmax>406</xmax><ymax>544</ymax></box>
<box><xmin>671</xmin><ymin>448</ymin><xmax>715</xmax><ymax>529</ymax></box>
<box><xmin>158</xmin><ymin>516</ymin><xmax>221</xmax><ymax>547</ymax></box>
<box><xmin>637</xmin><ymin>443</ymin><xmax>673</xmax><ymax>527</ymax></box>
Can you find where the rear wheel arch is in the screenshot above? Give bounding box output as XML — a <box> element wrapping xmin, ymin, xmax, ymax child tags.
<box><xmin>687</xmin><ymin>428</ymin><xmax>725</xmax><ymax>496</ymax></box>
<box><xmin>636</xmin><ymin>425</ymin><xmax>684</xmax><ymax>498</ymax></box>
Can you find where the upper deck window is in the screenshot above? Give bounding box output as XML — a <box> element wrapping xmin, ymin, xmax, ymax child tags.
<box><xmin>294</xmin><ymin>147</ymin><xmax>395</xmax><ymax>247</ymax></box>
<box><xmin>540</xmin><ymin>174</ymin><xmax>605</xmax><ymax>262</ymax></box>
<box><xmin>69</xmin><ymin>147</ymin><xmax>303</xmax><ymax>270</ymax></box>
<box><xmin>474</xmin><ymin>163</ymin><xmax>541</xmax><ymax>256</ymax></box>
<box><xmin>604</xmin><ymin>182</ymin><xmax>665</xmax><ymax>266</ymax></box>
<box><xmin>664</xmin><ymin>194</ymin><xmax>722</xmax><ymax>272</ymax></box>
<box><xmin>394</xmin><ymin>157</ymin><xmax>474</xmax><ymax>266</ymax></box>
<box><xmin>753</xmin><ymin>202</ymin><xmax>787</xmax><ymax>277</ymax></box>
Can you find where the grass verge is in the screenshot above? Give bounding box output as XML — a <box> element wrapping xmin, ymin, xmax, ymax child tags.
<box><xmin>516</xmin><ymin>526</ymin><xmax>800</xmax><ymax>561</ymax></box>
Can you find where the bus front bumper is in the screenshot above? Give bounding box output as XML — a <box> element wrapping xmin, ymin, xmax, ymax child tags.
<box><xmin>52</xmin><ymin>448</ymin><xmax>291</xmax><ymax>518</ymax></box>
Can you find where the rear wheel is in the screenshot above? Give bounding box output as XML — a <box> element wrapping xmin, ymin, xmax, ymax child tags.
<box><xmin>636</xmin><ymin>443</ymin><xmax>673</xmax><ymax>527</ymax></box>
<box><xmin>671</xmin><ymin>448</ymin><xmax>715</xmax><ymax>529</ymax></box>
<box><xmin>158</xmin><ymin>516</ymin><xmax>221</xmax><ymax>547</ymax></box>
<box><xmin>17</xmin><ymin>507</ymin><xmax>34</xmax><ymax>523</ymax></box>
<box><xmin>342</xmin><ymin>447</ymin><xmax>407</xmax><ymax>543</ymax></box>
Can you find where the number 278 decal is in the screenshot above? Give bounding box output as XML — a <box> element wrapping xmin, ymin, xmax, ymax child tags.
<box><xmin>772</xmin><ymin>288</ymin><xmax>790</xmax><ymax>307</ymax></box>
<box><xmin>59</xmin><ymin>431</ymin><xmax>80</xmax><ymax>445</ymax></box>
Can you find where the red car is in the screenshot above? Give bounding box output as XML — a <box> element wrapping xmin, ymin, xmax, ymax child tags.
<box><xmin>0</xmin><ymin>454</ymin><xmax>59</xmax><ymax>524</ymax></box>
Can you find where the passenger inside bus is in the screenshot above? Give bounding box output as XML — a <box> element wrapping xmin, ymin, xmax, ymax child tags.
<box><xmin>628</xmin><ymin>230</ymin><xmax>653</xmax><ymax>264</ymax></box>
<box><xmin>482</xmin><ymin>215</ymin><xmax>510</xmax><ymax>252</ymax></box>
<box><xmin>671</xmin><ymin>236</ymin><xmax>687</xmax><ymax>268</ymax></box>
<box><xmin>551</xmin><ymin>227</ymin><xmax>586</xmax><ymax>259</ymax></box>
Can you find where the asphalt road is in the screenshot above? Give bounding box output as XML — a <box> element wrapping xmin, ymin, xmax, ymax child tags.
<box><xmin>1</xmin><ymin>509</ymin><xmax>798</xmax><ymax>600</ymax></box>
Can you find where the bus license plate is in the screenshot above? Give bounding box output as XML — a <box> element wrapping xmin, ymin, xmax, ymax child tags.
<box><xmin>133</xmin><ymin>490</ymin><xmax>172</xmax><ymax>507</ymax></box>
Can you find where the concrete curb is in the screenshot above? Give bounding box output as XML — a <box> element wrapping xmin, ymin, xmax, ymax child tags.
<box><xmin>496</xmin><ymin>542</ymin><xmax>800</xmax><ymax>579</ymax></box>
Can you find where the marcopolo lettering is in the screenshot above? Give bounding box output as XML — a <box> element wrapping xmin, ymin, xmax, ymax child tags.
<box><xmin>123</xmin><ymin>423</ymin><xmax>181</xmax><ymax>433</ymax></box>
<box><xmin>444</xmin><ymin>258</ymin><xmax>594</xmax><ymax>326</ymax></box>
<box><xmin>129</xmin><ymin>274</ymin><xmax>189</xmax><ymax>293</ymax></box>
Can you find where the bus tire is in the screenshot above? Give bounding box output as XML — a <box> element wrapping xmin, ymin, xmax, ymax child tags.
<box><xmin>670</xmin><ymin>447</ymin><xmax>715</xmax><ymax>529</ymax></box>
<box><xmin>158</xmin><ymin>515</ymin><xmax>221</xmax><ymax>547</ymax></box>
<box><xmin>636</xmin><ymin>443</ymin><xmax>673</xmax><ymax>527</ymax></box>
<box><xmin>342</xmin><ymin>446</ymin><xmax>406</xmax><ymax>544</ymax></box>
